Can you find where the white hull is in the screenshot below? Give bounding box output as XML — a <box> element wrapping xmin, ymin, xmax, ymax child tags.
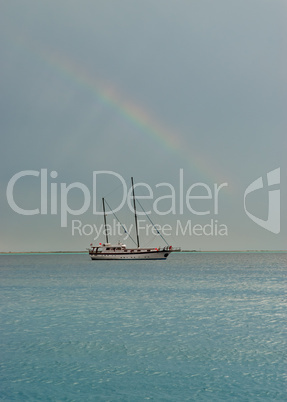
<box><xmin>87</xmin><ymin>178</ymin><xmax>181</xmax><ymax>261</ymax></box>
<box><xmin>90</xmin><ymin>250</ymin><xmax>171</xmax><ymax>260</ymax></box>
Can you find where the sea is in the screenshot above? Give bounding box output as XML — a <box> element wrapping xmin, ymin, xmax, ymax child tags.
<box><xmin>0</xmin><ymin>252</ymin><xmax>286</xmax><ymax>401</ymax></box>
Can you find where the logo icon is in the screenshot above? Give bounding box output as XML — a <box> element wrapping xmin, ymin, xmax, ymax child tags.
<box><xmin>244</xmin><ymin>168</ymin><xmax>280</xmax><ymax>234</ymax></box>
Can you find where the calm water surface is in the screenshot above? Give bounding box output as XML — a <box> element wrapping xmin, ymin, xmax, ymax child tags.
<box><xmin>0</xmin><ymin>253</ymin><xmax>286</xmax><ymax>401</ymax></box>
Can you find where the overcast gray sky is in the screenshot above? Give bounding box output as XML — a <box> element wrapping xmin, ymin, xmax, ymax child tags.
<box><xmin>1</xmin><ymin>0</ymin><xmax>286</xmax><ymax>251</ymax></box>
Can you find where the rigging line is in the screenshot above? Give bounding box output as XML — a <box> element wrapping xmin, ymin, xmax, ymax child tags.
<box><xmin>103</xmin><ymin>182</ymin><xmax>125</xmax><ymax>198</ymax></box>
<box><xmin>136</xmin><ymin>199</ymin><xmax>170</xmax><ymax>247</ymax></box>
<box><xmin>104</xmin><ymin>199</ymin><xmax>137</xmax><ymax>246</ymax></box>
<box><xmin>145</xmin><ymin>233</ymin><xmax>158</xmax><ymax>247</ymax></box>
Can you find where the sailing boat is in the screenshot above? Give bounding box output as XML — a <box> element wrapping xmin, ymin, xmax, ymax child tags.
<box><xmin>88</xmin><ymin>177</ymin><xmax>180</xmax><ymax>260</ymax></box>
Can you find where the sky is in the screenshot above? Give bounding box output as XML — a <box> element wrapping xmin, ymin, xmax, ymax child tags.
<box><xmin>1</xmin><ymin>0</ymin><xmax>286</xmax><ymax>251</ymax></box>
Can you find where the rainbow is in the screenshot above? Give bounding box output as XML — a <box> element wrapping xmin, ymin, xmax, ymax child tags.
<box><xmin>10</xmin><ymin>31</ymin><xmax>229</xmax><ymax>185</ymax></box>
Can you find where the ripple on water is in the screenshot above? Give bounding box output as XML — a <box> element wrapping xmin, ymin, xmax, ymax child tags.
<box><xmin>0</xmin><ymin>253</ymin><xmax>286</xmax><ymax>400</ymax></box>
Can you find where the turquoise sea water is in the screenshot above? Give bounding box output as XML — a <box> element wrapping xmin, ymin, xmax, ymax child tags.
<box><xmin>0</xmin><ymin>253</ymin><xmax>286</xmax><ymax>401</ymax></box>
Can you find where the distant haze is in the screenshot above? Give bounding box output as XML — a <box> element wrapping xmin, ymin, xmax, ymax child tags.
<box><xmin>1</xmin><ymin>0</ymin><xmax>286</xmax><ymax>251</ymax></box>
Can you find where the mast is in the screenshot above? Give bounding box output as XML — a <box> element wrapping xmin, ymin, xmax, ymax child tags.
<box><xmin>102</xmin><ymin>198</ymin><xmax>109</xmax><ymax>244</ymax></box>
<box><xmin>131</xmin><ymin>177</ymin><xmax>140</xmax><ymax>248</ymax></box>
